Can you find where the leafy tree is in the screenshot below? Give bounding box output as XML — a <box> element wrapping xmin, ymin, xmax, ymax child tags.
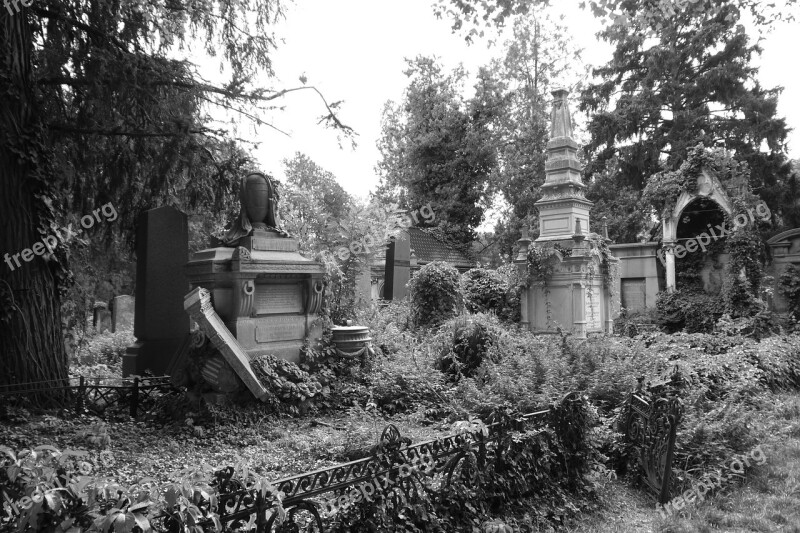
<box><xmin>376</xmin><ymin>56</ymin><xmax>497</xmax><ymax>248</ymax></box>
<box><xmin>434</xmin><ymin>0</ymin><xmax>795</xmax><ymax>39</ymax></box>
<box><xmin>0</xmin><ymin>0</ymin><xmax>351</xmax><ymax>392</ymax></box>
<box><xmin>281</xmin><ymin>152</ymin><xmax>353</xmax><ymax>255</ymax></box>
<box><xmin>280</xmin><ymin>153</ymin><xmax>397</xmax><ymax>322</ymax></box>
<box><xmin>579</xmin><ymin>0</ymin><xmax>792</xmax><ymax>240</ymax></box>
<box><xmin>478</xmin><ymin>9</ymin><xmax>585</xmax><ymax>257</ymax></box>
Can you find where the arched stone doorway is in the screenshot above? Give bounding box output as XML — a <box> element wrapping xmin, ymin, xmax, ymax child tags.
<box><xmin>662</xmin><ymin>169</ymin><xmax>733</xmax><ymax>291</ymax></box>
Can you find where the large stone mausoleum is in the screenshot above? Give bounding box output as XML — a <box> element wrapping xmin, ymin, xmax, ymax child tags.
<box><xmin>516</xmin><ymin>89</ymin><xmax>619</xmax><ymax>337</ymax></box>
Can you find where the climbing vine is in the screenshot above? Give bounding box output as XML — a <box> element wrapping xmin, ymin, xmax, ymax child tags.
<box><xmin>642</xmin><ymin>144</ymin><xmax>753</xmax><ymax>219</ymax></box>
<box><xmin>526</xmin><ymin>235</ymin><xmax>618</xmax><ymax>329</ymax></box>
<box><xmin>526</xmin><ymin>244</ymin><xmax>569</xmax><ymax>328</ymax></box>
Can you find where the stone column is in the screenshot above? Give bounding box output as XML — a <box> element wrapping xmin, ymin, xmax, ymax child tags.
<box><xmin>572</xmin><ymin>282</ymin><xmax>587</xmax><ymax>339</ymax></box>
<box><xmin>663</xmin><ymin>242</ymin><xmax>676</xmax><ymax>292</ymax></box>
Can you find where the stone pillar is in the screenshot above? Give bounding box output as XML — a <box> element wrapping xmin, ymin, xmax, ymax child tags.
<box><xmin>124</xmin><ymin>206</ymin><xmax>190</xmax><ymax>376</ymax></box>
<box><xmin>572</xmin><ymin>282</ymin><xmax>587</xmax><ymax>339</ymax></box>
<box><xmin>384</xmin><ymin>231</ymin><xmax>411</xmax><ymax>300</ymax></box>
<box><xmin>664</xmin><ymin>242</ymin><xmax>676</xmax><ymax>292</ymax></box>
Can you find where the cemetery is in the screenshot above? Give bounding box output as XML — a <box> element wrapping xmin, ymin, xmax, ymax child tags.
<box><xmin>2</xmin><ymin>0</ymin><xmax>800</xmax><ymax>532</ymax></box>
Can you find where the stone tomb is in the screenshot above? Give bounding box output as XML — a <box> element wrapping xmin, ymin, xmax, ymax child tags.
<box><xmin>185</xmin><ymin>236</ymin><xmax>324</xmax><ymax>363</ymax></box>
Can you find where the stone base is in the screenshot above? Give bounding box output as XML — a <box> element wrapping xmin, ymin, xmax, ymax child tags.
<box><xmin>123</xmin><ymin>338</ymin><xmax>184</xmax><ymax>377</ymax></box>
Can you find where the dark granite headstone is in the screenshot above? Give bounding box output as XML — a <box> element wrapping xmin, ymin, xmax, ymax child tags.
<box><xmin>124</xmin><ymin>206</ymin><xmax>190</xmax><ymax>376</ymax></box>
<box><xmin>112</xmin><ymin>295</ymin><xmax>135</xmax><ymax>332</ymax></box>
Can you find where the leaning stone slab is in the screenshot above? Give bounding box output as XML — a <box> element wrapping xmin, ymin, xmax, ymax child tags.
<box><xmin>183</xmin><ymin>287</ymin><xmax>268</xmax><ymax>401</ymax></box>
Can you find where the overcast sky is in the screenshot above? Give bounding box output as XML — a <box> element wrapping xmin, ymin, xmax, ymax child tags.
<box><xmin>216</xmin><ymin>1</ymin><xmax>800</xmax><ymax>200</ymax></box>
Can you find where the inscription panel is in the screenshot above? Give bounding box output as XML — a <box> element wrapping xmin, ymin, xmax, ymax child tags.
<box><xmin>255</xmin><ymin>284</ymin><xmax>303</xmax><ymax>315</ymax></box>
<box><xmin>542</xmin><ymin>216</ymin><xmax>570</xmax><ymax>231</ymax></box>
<box><xmin>255</xmin><ymin>316</ymin><xmax>307</xmax><ymax>343</ymax></box>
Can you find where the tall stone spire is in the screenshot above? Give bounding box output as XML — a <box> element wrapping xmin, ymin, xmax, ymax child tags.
<box><xmin>534</xmin><ymin>88</ymin><xmax>593</xmax><ymax>242</ymax></box>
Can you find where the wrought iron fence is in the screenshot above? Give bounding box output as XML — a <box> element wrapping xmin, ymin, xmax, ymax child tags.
<box><xmin>0</xmin><ymin>376</ymin><xmax>178</xmax><ymax>418</ymax></box>
<box><xmin>177</xmin><ymin>394</ymin><xmax>576</xmax><ymax>532</ymax></box>
<box><xmin>619</xmin><ymin>370</ymin><xmax>685</xmax><ymax>504</ymax></box>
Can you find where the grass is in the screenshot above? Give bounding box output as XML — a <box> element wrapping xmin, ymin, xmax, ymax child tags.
<box><xmin>562</xmin><ymin>393</ymin><xmax>800</xmax><ymax>533</ymax></box>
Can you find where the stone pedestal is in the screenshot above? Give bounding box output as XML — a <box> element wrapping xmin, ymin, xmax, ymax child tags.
<box><xmin>185</xmin><ymin>228</ymin><xmax>325</xmax><ymax>363</ymax></box>
<box><xmin>523</xmin><ymin>245</ymin><xmax>614</xmax><ymax>337</ymax></box>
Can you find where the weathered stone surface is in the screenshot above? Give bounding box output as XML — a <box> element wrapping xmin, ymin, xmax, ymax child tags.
<box><xmin>124</xmin><ymin>206</ymin><xmax>190</xmax><ymax>376</ymax></box>
<box><xmin>185</xmin><ymin>174</ymin><xmax>325</xmax><ymax>366</ymax></box>
<box><xmin>184</xmin><ymin>287</ymin><xmax>268</xmax><ymax>401</ymax></box>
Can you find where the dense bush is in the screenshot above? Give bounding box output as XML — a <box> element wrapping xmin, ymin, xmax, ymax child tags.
<box><xmin>778</xmin><ymin>264</ymin><xmax>800</xmax><ymax>318</ymax></box>
<box><xmin>408</xmin><ymin>261</ymin><xmax>464</xmax><ymax>328</ymax></box>
<box><xmin>438</xmin><ymin>319</ymin><xmax>494</xmax><ymax>379</ymax></box>
<box><xmin>613</xmin><ymin>306</ymin><xmax>661</xmax><ymax>337</ymax></box>
<box><xmin>656</xmin><ymin>290</ymin><xmax>723</xmax><ymax>333</ymax></box>
<box><xmin>460</xmin><ymin>266</ymin><xmax>521</xmax><ymax>322</ymax></box>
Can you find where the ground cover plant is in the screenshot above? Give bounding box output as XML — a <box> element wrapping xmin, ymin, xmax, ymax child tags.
<box><xmin>3</xmin><ymin>297</ymin><xmax>800</xmax><ymax>531</ymax></box>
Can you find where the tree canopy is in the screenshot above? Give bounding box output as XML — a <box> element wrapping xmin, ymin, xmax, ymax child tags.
<box><xmin>376</xmin><ymin>56</ymin><xmax>497</xmax><ymax>248</ymax></box>
<box><xmin>0</xmin><ymin>0</ymin><xmax>351</xmax><ymax>388</ymax></box>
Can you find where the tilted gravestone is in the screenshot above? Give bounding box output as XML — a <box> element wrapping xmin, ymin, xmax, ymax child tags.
<box><xmin>124</xmin><ymin>206</ymin><xmax>190</xmax><ymax>376</ymax></box>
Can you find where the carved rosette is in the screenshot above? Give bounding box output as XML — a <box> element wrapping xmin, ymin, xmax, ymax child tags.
<box><xmin>232</xmin><ymin>246</ymin><xmax>251</xmax><ymax>262</ymax></box>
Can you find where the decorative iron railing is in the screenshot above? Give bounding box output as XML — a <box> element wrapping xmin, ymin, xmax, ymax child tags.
<box><xmin>195</xmin><ymin>394</ymin><xmax>575</xmax><ymax>532</ymax></box>
<box><xmin>0</xmin><ymin>376</ymin><xmax>178</xmax><ymax>418</ymax></box>
<box><xmin>619</xmin><ymin>370</ymin><xmax>684</xmax><ymax>504</ymax></box>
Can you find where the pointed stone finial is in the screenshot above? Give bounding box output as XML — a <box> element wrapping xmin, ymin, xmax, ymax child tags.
<box><xmin>550</xmin><ymin>88</ymin><xmax>573</xmax><ymax>139</ymax></box>
<box><xmin>602</xmin><ymin>216</ymin><xmax>609</xmax><ymax>240</ymax></box>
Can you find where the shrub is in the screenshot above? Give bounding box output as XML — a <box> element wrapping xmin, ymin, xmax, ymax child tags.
<box><xmin>656</xmin><ymin>290</ymin><xmax>723</xmax><ymax>333</ymax></box>
<box><xmin>614</xmin><ymin>306</ymin><xmax>661</xmax><ymax>337</ymax></box>
<box><xmin>366</xmin><ymin>338</ymin><xmax>447</xmax><ymax>414</ymax></box>
<box><xmin>408</xmin><ymin>261</ymin><xmax>464</xmax><ymax>328</ymax></box>
<box><xmin>70</xmin><ymin>327</ymin><xmax>134</xmax><ymax>367</ymax></box>
<box><xmin>461</xmin><ymin>266</ymin><xmax>521</xmax><ymax>322</ymax></box>
<box><xmin>439</xmin><ymin>319</ymin><xmax>494</xmax><ymax>379</ymax></box>
<box><xmin>778</xmin><ymin>264</ymin><xmax>800</xmax><ymax>318</ymax></box>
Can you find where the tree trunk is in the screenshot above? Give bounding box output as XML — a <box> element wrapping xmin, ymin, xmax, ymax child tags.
<box><xmin>1</xmin><ymin>5</ymin><xmax>68</xmax><ymax>400</ymax></box>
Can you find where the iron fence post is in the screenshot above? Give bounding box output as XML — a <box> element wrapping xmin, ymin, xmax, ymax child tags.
<box><xmin>76</xmin><ymin>377</ymin><xmax>85</xmax><ymax>412</ymax></box>
<box><xmin>255</xmin><ymin>491</ymin><xmax>266</xmax><ymax>533</ymax></box>
<box><xmin>131</xmin><ymin>377</ymin><xmax>139</xmax><ymax>418</ymax></box>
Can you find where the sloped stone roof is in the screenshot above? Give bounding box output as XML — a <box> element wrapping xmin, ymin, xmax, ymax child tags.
<box><xmin>405</xmin><ymin>227</ymin><xmax>475</xmax><ymax>269</ymax></box>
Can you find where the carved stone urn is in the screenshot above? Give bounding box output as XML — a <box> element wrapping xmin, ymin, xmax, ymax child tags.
<box><xmin>243</xmin><ymin>173</ymin><xmax>272</xmax><ymax>229</ymax></box>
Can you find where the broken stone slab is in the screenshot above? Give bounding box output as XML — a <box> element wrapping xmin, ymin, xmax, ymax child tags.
<box><xmin>183</xmin><ymin>286</ymin><xmax>268</xmax><ymax>401</ymax></box>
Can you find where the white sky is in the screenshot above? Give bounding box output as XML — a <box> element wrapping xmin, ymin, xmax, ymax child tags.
<box><xmin>219</xmin><ymin>0</ymin><xmax>800</xmax><ymax>202</ymax></box>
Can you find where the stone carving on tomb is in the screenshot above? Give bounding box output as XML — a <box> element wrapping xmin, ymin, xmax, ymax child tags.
<box><xmin>223</xmin><ymin>172</ymin><xmax>287</xmax><ymax>246</ymax></box>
